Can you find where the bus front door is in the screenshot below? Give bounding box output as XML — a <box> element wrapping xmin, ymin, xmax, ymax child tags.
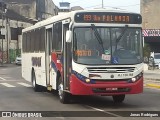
<box><xmin>62</xmin><ymin>19</ymin><xmax>71</xmax><ymax>91</ymax></box>
<box><xmin>45</xmin><ymin>25</ymin><xmax>55</xmax><ymax>91</ymax></box>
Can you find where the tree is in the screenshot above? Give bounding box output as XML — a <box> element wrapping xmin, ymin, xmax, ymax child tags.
<box><xmin>143</xmin><ymin>43</ymin><xmax>151</xmax><ymax>63</ymax></box>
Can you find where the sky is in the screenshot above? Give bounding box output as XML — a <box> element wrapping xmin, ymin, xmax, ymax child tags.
<box><xmin>53</xmin><ymin>0</ymin><xmax>140</xmax><ymax>13</ymax></box>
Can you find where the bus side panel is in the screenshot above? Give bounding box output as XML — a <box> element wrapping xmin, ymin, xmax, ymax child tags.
<box><xmin>22</xmin><ymin>53</ymin><xmax>32</xmax><ymax>82</ymax></box>
<box><xmin>22</xmin><ymin>53</ymin><xmax>46</xmax><ymax>87</ymax></box>
<box><xmin>51</xmin><ymin>52</ymin><xmax>63</xmax><ymax>73</ymax></box>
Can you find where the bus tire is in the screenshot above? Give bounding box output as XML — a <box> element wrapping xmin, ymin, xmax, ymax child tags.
<box><xmin>32</xmin><ymin>71</ymin><xmax>41</xmax><ymax>92</ymax></box>
<box><xmin>58</xmin><ymin>76</ymin><xmax>70</xmax><ymax>104</ymax></box>
<box><xmin>112</xmin><ymin>94</ymin><xmax>125</xmax><ymax>103</ymax></box>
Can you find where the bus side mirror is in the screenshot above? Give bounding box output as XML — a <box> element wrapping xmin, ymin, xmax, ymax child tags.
<box><xmin>66</xmin><ymin>30</ymin><xmax>71</xmax><ymax>43</ymax></box>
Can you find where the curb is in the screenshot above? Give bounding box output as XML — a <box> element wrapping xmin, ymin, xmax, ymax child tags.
<box><xmin>0</xmin><ymin>64</ymin><xmax>17</xmax><ymax>68</ymax></box>
<box><xmin>146</xmin><ymin>83</ymin><xmax>160</xmax><ymax>89</ymax></box>
<box><xmin>144</xmin><ymin>78</ymin><xmax>160</xmax><ymax>81</ymax></box>
<box><xmin>0</xmin><ymin>65</ymin><xmax>7</xmax><ymax>67</ymax></box>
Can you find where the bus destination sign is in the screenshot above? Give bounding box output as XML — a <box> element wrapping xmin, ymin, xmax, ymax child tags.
<box><xmin>74</xmin><ymin>12</ymin><xmax>142</xmax><ymax>24</ymax></box>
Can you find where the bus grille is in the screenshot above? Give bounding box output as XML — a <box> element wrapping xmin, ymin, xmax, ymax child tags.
<box><xmin>87</xmin><ymin>67</ymin><xmax>135</xmax><ymax>73</ymax></box>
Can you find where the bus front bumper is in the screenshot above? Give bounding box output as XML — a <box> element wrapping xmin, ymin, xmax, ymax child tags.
<box><xmin>70</xmin><ymin>74</ymin><xmax>143</xmax><ymax>95</ymax></box>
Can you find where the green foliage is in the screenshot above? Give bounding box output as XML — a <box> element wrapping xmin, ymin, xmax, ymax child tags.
<box><xmin>143</xmin><ymin>43</ymin><xmax>151</xmax><ymax>58</ymax></box>
<box><xmin>9</xmin><ymin>49</ymin><xmax>21</xmax><ymax>63</ymax></box>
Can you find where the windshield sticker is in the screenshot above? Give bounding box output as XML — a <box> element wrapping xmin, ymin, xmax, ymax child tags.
<box><xmin>102</xmin><ymin>54</ymin><xmax>111</xmax><ymax>61</ymax></box>
<box><xmin>112</xmin><ymin>57</ymin><xmax>119</xmax><ymax>64</ymax></box>
<box><xmin>104</xmin><ymin>50</ymin><xmax>110</xmax><ymax>55</ymax></box>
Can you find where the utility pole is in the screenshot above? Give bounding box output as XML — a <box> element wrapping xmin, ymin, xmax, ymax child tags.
<box><xmin>0</xmin><ymin>0</ymin><xmax>4</xmax><ymax>65</ymax></box>
<box><xmin>1</xmin><ymin>13</ymin><xmax>3</xmax><ymax>65</ymax></box>
<box><xmin>6</xmin><ymin>16</ymin><xmax>9</xmax><ymax>63</ymax></box>
<box><xmin>0</xmin><ymin>1</ymin><xmax>7</xmax><ymax>64</ymax></box>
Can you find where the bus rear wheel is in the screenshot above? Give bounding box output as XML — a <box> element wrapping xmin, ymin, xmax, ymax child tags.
<box><xmin>58</xmin><ymin>77</ymin><xmax>70</xmax><ymax>104</ymax></box>
<box><xmin>112</xmin><ymin>94</ymin><xmax>125</xmax><ymax>103</ymax></box>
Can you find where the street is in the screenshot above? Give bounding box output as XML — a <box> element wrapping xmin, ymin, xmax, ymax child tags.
<box><xmin>0</xmin><ymin>65</ymin><xmax>160</xmax><ymax>120</ymax></box>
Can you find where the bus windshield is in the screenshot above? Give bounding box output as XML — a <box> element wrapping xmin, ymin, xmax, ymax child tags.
<box><xmin>73</xmin><ymin>27</ymin><xmax>143</xmax><ymax>65</ymax></box>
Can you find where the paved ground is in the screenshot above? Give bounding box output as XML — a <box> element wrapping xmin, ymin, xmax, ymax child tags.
<box><xmin>0</xmin><ymin>63</ymin><xmax>17</xmax><ymax>68</ymax></box>
<box><xmin>144</xmin><ymin>69</ymin><xmax>160</xmax><ymax>89</ymax></box>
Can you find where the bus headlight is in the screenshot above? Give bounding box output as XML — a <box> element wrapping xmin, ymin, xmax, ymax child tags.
<box><xmin>72</xmin><ymin>70</ymin><xmax>95</xmax><ymax>84</ymax></box>
<box><xmin>85</xmin><ymin>78</ymin><xmax>90</xmax><ymax>83</ymax></box>
<box><xmin>129</xmin><ymin>72</ymin><xmax>143</xmax><ymax>83</ymax></box>
<box><xmin>131</xmin><ymin>78</ymin><xmax>136</xmax><ymax>82</ymax></box>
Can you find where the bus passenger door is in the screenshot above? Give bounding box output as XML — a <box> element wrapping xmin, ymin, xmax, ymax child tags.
<box><xmin>45</xmin><ymin>25</ymin><xmax>53</xmax><ymax>91</ymax></box>
<box><xmin>62</xmin><ymin>19</ymin><xmax>71</xmax><ymax>91</ymax></box>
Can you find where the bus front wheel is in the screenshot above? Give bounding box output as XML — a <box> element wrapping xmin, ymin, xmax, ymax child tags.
<box><xmin>58</xmin><ymin>77</ymin><xmax>70</xmax><ymax>104</ymax></box>
<box><xmin>112</xmin><ymin>94</ymin><xmax>125</xmax><ymax>103</ymax></box>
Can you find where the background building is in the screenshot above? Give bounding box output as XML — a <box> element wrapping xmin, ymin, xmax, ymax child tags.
<box><xmin>141</xmin><ymin>0</ymin><xmax>160</xmax><ymax>53</ymax></box>
<box><xmin>0</xmin><ymin>0</ymin><xmax>58</xmax><ymax>63</ymax></box>
<box><xmin>0</xmin><ymin>0</ymin><xmax>82</xmax><ymax>63</ymax></box>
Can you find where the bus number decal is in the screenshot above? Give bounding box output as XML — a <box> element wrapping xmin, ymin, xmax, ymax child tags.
<box><xmin>75</xmin><ymin>50</ymin><xmax>92</xmax><ymax>56</ymax></box>
<box><xmin>32</xmin><ymin>57</ymin><xmax>41</xmax><ymax>67</ymax></box>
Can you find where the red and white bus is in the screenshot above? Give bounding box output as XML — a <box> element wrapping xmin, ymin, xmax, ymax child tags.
<box><xmin>22</xmin><ymin>9</ymin><xmax>143</xmax><ymax>103</ymax></box>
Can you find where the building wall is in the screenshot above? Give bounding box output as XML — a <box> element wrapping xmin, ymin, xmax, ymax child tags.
<box><xmin>0</xmin><ymin>19</ymin><xmax>31</xmax><ymax>50</ymax></box>
<box><xmin>7</xmin><ymin>0</ymin><xmax>58</xmax><ymax>21</ymax></box>
<box><xmin>141</xmin><ymin>0</ymin><xmax>160</xmax><ymax>54</ymax></box>
<box><xmin>37</xmin><ymin>0</ymin><xmax>58</xmax><ymax>20</ymax></box>
<box><xmin>45</xmin><ymin>0</ymin><xmax>58</xmax><ymax>17</ymax></box>
<box><xmin>141</xmin><ymin>0</ymin><xmax>160</xmax><ymax>29</ymax></box>
<box><xmin>0</xmin><ymin>0</ymin><xmax>58</xmax><ymax>63</ymax></box>
<box><xmin>7</xmin><ymin>0</ymin><xmax>37</xmax><ymax>19</ymax></box>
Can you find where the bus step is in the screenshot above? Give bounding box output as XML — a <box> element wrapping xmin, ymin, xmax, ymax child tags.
<box><xmin>47</xmin><ymin>85</ymin><xmax>52</xmax><ymax>91</ymax></box>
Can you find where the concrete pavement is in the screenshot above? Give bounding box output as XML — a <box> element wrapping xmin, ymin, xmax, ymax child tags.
<box><xmin>144</xmin><ymin>69</ymin><xmax>160</xmax><ymax>89</ymax></box>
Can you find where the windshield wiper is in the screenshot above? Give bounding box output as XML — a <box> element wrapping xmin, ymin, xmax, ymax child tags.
<box><xmin>116</xmin><ymin>25</ymin><xmax>128</xmax><ymax>43</ymax></box>
<box><xmin>91</xmin><ymin>24</ymin><xmax>104</xmax><ymax>52</ymax></box>
<box><xmin>115</xmin><ymin>25</ymin><xmax>128</xmax><ymax>51</ymax></box>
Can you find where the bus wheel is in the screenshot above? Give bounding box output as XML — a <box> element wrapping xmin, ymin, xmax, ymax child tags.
<box><xmin>112</xmin><ymin>95</ymin><xmax>125</xmax><ymax>103</ymax></box>
<box><xmin>58</xmin><ymin>77</ymin><xmax>70</xmax><ymax>104</ymax></box>
<box><xmin>32</xmin><ymin>71</ymin><xmax>41</xmax><ymax>92</ymax></box>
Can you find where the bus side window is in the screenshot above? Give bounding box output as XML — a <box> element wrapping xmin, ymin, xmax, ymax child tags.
<box><xmin>26</xmin><ymin>32</ymin><xmax>31</xmax><ymax>52</ymax></box>
<box><xmin>31</xmin><ymin>30</ymin><xmax>35</xmax><ymax>52</ymax></box>
<box><xmin>53</xmin><ymin>22</ymin><xmax>62</xmax><ymax>52</ymax></box>
<box><xmin>22</xmin><ymin>33</ymin><xmax>27</xmax><ymax>52</ymax></box>
<box><xmin>40</xmin><ymin>27</ymin><xmax>45</xmax><ymax>51</ymax></box>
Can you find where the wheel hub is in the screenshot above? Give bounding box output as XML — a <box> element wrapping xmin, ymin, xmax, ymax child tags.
<box><xmin>58</xmin><ymin>83</ymin><xmax>63</xmax><ymax>99</ymax></box>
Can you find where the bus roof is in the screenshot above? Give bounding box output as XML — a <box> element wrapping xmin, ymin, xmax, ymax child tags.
<box><xmin>22</xmin><ymin>9</ymin><xmax>140</xmax><ymax>32</ymax></box>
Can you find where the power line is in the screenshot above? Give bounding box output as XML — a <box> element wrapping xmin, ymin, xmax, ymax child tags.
<box><xmin>84</xmin><ymin>4</ymin><xmax>102</xmax><ymax>9</ymax></box>
<box><xmin>84</xmin><ymin>3</ymin><xmax>139</xmax><ymax>9</ymax></box>
<box><xmin>56</xmin><ymin>0</ymin><xmax>139</xmax><ymax>11</ymax></box>
<box><xmin>115</xmin><ymin>4</ymin><xmax>140</xmax><ymax>8</ymax></box>
<box><xmin>69</xmin><ymin>0</ymin><xmax>86</xmax><ymax>4</ymax></box>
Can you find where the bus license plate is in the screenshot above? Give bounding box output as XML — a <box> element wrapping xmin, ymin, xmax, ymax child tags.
<box><xmin>106</xmin><ymin>88</ymin><xmax>117</xmax><ymax>91</ymax></box>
